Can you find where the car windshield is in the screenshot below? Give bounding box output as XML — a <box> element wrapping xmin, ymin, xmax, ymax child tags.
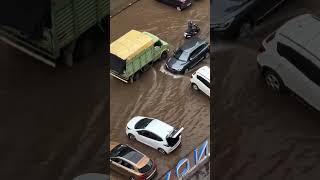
<box><xmin>111</xmin><ymin>144</ymin><xmax>144</xmax><ymax>164</ymax></box>
<box><xmin>138</xmin><ymin>160</ymin><xmax>153</xmax><ymax>173</ymax></box>
<box><xmin>135</xmin><ymin>118</ymin><xmax>153</xmax><ymax>129</ymax></box>
<box><xmin>174</xmin><ymin>49</ymin><xmax>189</xmax><ymax>61</ymax></box>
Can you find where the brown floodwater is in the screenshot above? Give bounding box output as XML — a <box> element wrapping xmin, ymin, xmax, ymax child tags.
<box><xmin>110</xmin><ymin>0</ymin><xmax>210</xmax><ymax>179</ymax></box>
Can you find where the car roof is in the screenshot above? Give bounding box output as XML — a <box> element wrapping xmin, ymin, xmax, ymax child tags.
<box><xmin>196</xmin><ymin>66</ymin><xmax>210</xmax><ymax>80</ymax></box>
<box><xmin>110</xmin><ymin>142</ymin><xmax>149</xmax><ymax>167</ymax></box>
<box><xmin>180</xmin><ymin>37</ymin><xmax>207</xmax><ymax>53</ymax></box>
<box><xmin>278</xmin><ymin>14</ymin><xmax>320</xmax><ymax>58</ymax></box>
<box><xmin>145</xmin><ymin>118</ymin><xmax>173</xmax><ymax>139</ymax></box>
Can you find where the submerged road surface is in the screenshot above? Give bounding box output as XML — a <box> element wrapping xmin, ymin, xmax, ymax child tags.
<box><xmin>110</xmin><ymin>0</ymin><xmax>210</xmax><ymax>179</ymax></box>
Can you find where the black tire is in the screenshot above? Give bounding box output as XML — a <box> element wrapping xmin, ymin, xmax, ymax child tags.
<box><xmin>158</xmin><ymin>148</ymin><xmax>167</xmax><ymax>155</ymax></box>
<box><xmin>129</xmin><ymin>76</ymin><xmax>134</xmax><ymax>84</ymax></box>
<box><xmin>73</xmin><ymin>26</ymin><xmax>103</xmax><ymax>61</ymax></box>
<box><xmin>161</xmin><ymin>51</ymin><xmax>168</xmax><ymax>60</ymax></box>
<box><xmin>238</xmin><ymin>21</ymin><xmax>253</xmax><ymax>38</ymax></box>
<box><xmin>263</xmin><ymin>69</ymin><xmax>286</xmax><ymax>93</ymax></box>
<box><xmin>205</xmin><ymin>51</ymin><xmax>210</xmax><ymax>59</ymax></box>
<box><xmin>128</xmin><ymin>134</ymin><xmax>135</xmax><ymax>140</ymax></box>
<box><xmin>192</xmin><ymin>83</ymin><xmax>199</xmax><ymax>91</ymax></box>
<box><xmin>184</xmin><ymin>67</ymin><xmax>190</xmax><ymax>74</ymax></box>
<box><xmin>133</xmin><ymin>71</ymin><xmax>141</xmax><ymax>81</ymax></box>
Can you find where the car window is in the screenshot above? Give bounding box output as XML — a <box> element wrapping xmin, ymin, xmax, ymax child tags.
<box><xmin>190</xmin><ymin>44</ymin><xmax>206</xmax><ymax>59</ymax></box>
<box><xmin>149</xmin><ymin>132</ymin><xmax>163</xmax><ymax>141</ymax></box>
<box><xmin>197</xmin><ymin>75</ymin><xmax>210</xmax><ymax>88</ymax></box>
<box><xmin>174</xmin><ymin>49</ymin><xmax>189</xmax><ymax>61</ymax></box>
<box><xmin>135</xmin><ymin>118</ymin><xmax>153</xmax><ymax>129</ymax></box>
<box><xmin>137</xmin><ymin>130</ymin><xmax>148</xmax><ymax>137</ymax></box>
<box><xmin>120</xmin><ymin>159</ymin><xmax>134</xmax><ymax>170</ymax></box>
<box><xmin>154</xmin><ymin>40</ymin><xmax>162</xmax><ymax>47</ymax></box>
<box><xmin>277</xmin><ymin>42</ymin><xmax>320</xmax><ymax>86</ymax></box>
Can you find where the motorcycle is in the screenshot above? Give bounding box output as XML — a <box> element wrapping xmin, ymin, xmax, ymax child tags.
<box><xmin>184</xmin><ymin>23</ymin><xmax>200</xmax><ymax>39</ymax></box>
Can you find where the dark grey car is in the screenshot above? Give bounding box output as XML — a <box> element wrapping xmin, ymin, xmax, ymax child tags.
<box><xmin>165</xmin><ymin>37</ymin><xmax>210</xmax><ymax>74</ymax></box>
<box><xmin>155</xmin><ymin>0</ymin><xmax>192</xmax><ymax>11</ymax></box>
<box><xmin>211</xmin><ymin>0</ymin><xmax>286</xmax><ymax>38</ymax></box>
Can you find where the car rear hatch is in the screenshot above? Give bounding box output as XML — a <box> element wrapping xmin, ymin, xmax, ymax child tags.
<box><xmin>166</xmin><ymin>127</ymin><xmax>184</xmax><ymax>147</ymax></box>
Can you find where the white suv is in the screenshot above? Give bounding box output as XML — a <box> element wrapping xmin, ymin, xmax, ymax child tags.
<box><xmin>190</xmin><ymin>66</ymin><xmax>210</xmax><ymax>97</ymax></box>
<box><xmin>126</xmin><ymin>116</ymin><xmax>184</xmax><ymax>155</ymax></box>
<box><xmin>257</xmin><ymin>14</ymin><xmax>320</xmax><ymax>111</ymax></box>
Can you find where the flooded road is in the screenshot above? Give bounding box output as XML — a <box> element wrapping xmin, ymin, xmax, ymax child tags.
<box><xmin>213</xmin><ymin>0</ymin><xmax>320</xmax><ymax>179</ymax></box>
<box><xmin>110</xmin><ymin>0</ymin><xmax>210</xmax><ymax>179</ymax></box>
<box><xmin>0</xmin><ymin>27</ymin><xmax>107</xmax><ymax>180</ymax></box>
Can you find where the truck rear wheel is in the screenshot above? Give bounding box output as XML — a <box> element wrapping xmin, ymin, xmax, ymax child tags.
<box><xmin>73</xmin><ymin>27</ymin><xmax>101</xmax><ymax>61</ymax></box>
<box><xmin>133</xmin><ymin>71</ymin><xmax>141</xmax><ymax>81</ymax></box>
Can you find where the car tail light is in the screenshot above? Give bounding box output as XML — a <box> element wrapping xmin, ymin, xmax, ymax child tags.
<box><xmin>138</xmin><ymin>174</ymin><xmax>146</xmax><ymax>180</ymax></box>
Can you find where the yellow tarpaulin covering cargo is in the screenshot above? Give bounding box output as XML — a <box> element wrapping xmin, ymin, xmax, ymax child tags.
<box><xmin>110</xmin><ymin>30</ymin><xmax>154</xmax><ymax>61</ymax></box>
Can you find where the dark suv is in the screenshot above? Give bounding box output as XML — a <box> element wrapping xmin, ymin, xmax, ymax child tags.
<box><xmin>211</xmin><ymin>0</ymin><xmax>286</xmax><ymax>38</ymax></box>
<box><xmin>156</xmin><ymin>0</ymin><xmax>192</xmax><ymax>11</ymax></box>
<box><xmin>166</xmin><ymin>37</ymin><xmax>210</xmax><ymax>74</ymax></box>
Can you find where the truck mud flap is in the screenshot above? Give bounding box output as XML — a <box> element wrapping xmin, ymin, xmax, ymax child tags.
<box><xmin>0</xmin><ymin>36</ymin><xmax>56</xmax><ymax>67</ymax></box>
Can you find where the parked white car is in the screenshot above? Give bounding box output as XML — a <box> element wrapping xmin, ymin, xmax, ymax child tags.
<box><xmin>126</xmin><ymin>116</ymin><xmax>184</xmax><ymax>155</ymax></box>
<box><xmin>190</xmin><ymin>66</ymin><xmax>210</xmax><ymax>97</ymax></box>
<box><xmin>257</xmin><ymin>14</ymin><xmax>320</xmax><ymax>111</ymax></box>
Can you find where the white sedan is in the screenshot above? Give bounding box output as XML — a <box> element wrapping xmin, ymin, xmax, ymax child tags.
<box><xmin>126</xmin><ymin>116</ymin><xmax>184</xmax><ymax>155</ymax></box>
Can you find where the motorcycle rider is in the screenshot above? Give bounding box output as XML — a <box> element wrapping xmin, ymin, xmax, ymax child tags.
<box><xmin>187</xmin><ymin>20</ymin><xmax>197</xmax><ymax>33</ymax></box>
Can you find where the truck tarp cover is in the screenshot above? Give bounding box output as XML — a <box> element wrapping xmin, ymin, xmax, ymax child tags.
<box><xmin>0</xmin><ymin>1</ymin><xmax>51</xmax><ymax>38</ymax></box>
<box><xmin>110</xmin><ymin>54</ymin><xmax>126</xmax><ymax>74</ymax></box>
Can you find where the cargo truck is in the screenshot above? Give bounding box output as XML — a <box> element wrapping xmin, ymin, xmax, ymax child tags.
<box><xmin>0</xmin><ymin>0</ymin><xmax>109</xmax><ymax>67</ymax></box>
<box><xmin>110</xmin><ymin>30</ymin><xmax>169</xmax><ymax>83</ymax></box>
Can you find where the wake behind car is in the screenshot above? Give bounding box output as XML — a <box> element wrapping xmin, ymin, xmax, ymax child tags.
<box><xmin>110</xmin><ymin>142</ymin><xmax>157</xmax><ymax>180</ymax></box>
<box><xmin>126</xmin><ymin>116</ymin><xmax>184</xmax><ymax>154</ymax></box>
<box><xmin>155</xmin><ymin>0</ymin><xmax>192</xmax><ymax>11</ymax></box>
<box><xmin>211</xmin><ymin>0</ymin><xmax>286</xmax><ymax>38</ymax></box>
<box><xmin>165</xmin><ymin>37</ymin><xmax>209</xmax><ymax>74</ymax></box>
<box><xmin>190</xmin><ymin>66</ymin><xmax>210</xmax><ymax>97</ymax></box>
<box><xmin>257</xmin><ymin>14</ymin><xmax>320</xmax><ymax>111</ymax></box>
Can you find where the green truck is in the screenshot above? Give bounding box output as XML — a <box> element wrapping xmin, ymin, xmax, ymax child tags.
<box><xmin>0</xmin><ymin>0</ymin><xmax>109</xmax><ymax>67</ymax></box>
<box><xmin>110</xmin><ymin>30</ymin><xmax>169</xmax><ymax>83</ymax></box>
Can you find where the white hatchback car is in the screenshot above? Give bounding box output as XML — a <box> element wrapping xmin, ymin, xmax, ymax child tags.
<box><xmin>126</xmin><ymin>116</ymin><xmax>184</xmax><ymax>155</ymax></box>
<box><xmin>190</xmin><ymin>66</ymin><xmax>210</xmax><ymax>97</ymax></box>
<box><xmin>257</xmin><ymin>14</ymin><xmax>320</xmax><ymax>111</ymax></box>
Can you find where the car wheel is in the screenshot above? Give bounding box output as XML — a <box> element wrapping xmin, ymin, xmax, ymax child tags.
<box><xmin>176</xmin><ymin>6</ymin><xmax>182</xmax><ymax>11</ymax></box>
<box><xmin>184</xmin><ymin>68</ymin><xmax>190</xmax><ymax>74</ymax></box>
<box><xmin>128</xmin><ymin>134</ymin><xmax>136</xmax><ymax>140</ymax></box>
<box><xmin>263</xmin><ymin>69</ymin><xmax>286</xmax><ymax>93</ymax></box>
<box><xmin>161</xmin><ymin>51</ymin><xmax>168</xmax><ymax>60</ymax></box>
<box><xmin>158</xmin><ymin>148</ymin><xmax>167</xmax><ymax>155</ymax></box>
<box><xmin>239</xmin><ymin>21</ymin><xmax>253</xmax><ymax>38</ymax></box>
<box><xmin>205</xmin><ymin>52</ymin><xmax>210</xmax><ymax>59</ymax></box>
<box><xmin>192</xmin><ymin>83</ymin><xmax>199</xmax><ymax>91</ymax></box>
